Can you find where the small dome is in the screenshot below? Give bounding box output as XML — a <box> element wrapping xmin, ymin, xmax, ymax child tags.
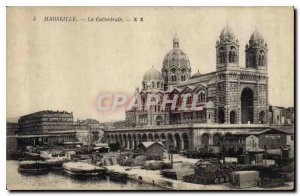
<box><xmin>142</xmin><ymin>67</ymin><xmax>164</xmax><ymax>90</ymax></box>
<box><xmin>219</xmin><ymin>26</ymin><xmax>235</xmax><ymax>41</ymax></box>
<box><xmin>191</xmin><ymin>70</ymin><xmax>201</xmax><ymax>78</ymax></box>
<box><xmin>250</xmin><ymin>30</ymin><xmax>264</xmax><ymax>42</ymax></box>
<box><xmin>143</xmin><ymin>67</ymin><xmax>163</xmax><ymax>81</ymax></box>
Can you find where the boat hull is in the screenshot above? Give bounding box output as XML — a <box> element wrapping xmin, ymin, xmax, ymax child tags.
<box><xmin>64</xmin><ymin>169</ymin><xmax>104</xmax><ymax>176</ymax></box>
<box><xmin>63</xmin><ymin>162</ymin><xmax>106</xmax><ymax>178</ymax></box>
<box><xmin>18</xmin><ymin>167</ymin><xmax>49</xmax><ymax>175</ymax></box>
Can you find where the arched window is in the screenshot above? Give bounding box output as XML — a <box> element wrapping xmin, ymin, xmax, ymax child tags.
<box><xmin>171</xmin><ymin>75</ymin><xmax>177</xmax><ymax>81</ymax></box>
<box><xmin>249</xmin><ymin>51</ymin><xmax>255</xmax><ymax>67</ymax></box>
<box><xmin>230</xmin><ymin>110</ymin><xmax>237</xmax><ymax>124</ymax></box>
<box><xmin>259</xmin><ymin>111</ymin><xmax>266</xmax><ymax>123</ymax></box>
<box><xmin>187</xmin><ymin>95</ymin><xmax>192</xmax><ymax>104</ymax></box>
<box><xmin>259</xmin><ymin>51</ymin><xmax>265</xmax><ymax>66</ymax></box>
<box><xmin>218</xmin><ymin>109</ymin><xmax>225</xmax><ymax>124</ymax></box>
<box><xmin>219</xmin><ymin>47</ymin><xmax>225</xmax><ymax>64</ymax></box>
<box><xmin>152</xmin><ymin>81</ymin><xmax>155</xmax><ymax>88</ymax></box>
<box><xmin>229</xmin><ymin>51</ymin><xmax>232</xmax><ymax>63</ymax></box>
<box><xmin>181</xmin><ymin>75</ymin><xmax>186</xmax><ymax>81</ymax></box>
<box><xmin>232</xmin><ymin>51</ymin><xmax>236</xmax><ymax>62</ymax></box>
<box><xmin>157</xmin><ymin>82</ymin><xmax>160</xmax><ymax>88</ymax></box>
<box><xmin>229</xmin><ymin>46</ymin><xmax>236</xmax><ymax>63</ymax></box>
<box><xmin>199</xmin><ymin>92</ymin><xmax>206</xmax><ymax>102</ymax></box>
<box><xmin>222</xmin><ymin>53</ymin><xmax>226</xmax><ymax>64</ymax></box>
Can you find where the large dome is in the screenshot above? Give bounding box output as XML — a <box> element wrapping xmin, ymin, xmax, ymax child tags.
<box><xmin>163</xmin><ymin>48</ymin><xmax>190</xmax><ymax>69</ymax></box>
<box><xmin>162</xmin><ymin>35</ymin><xmax>191</xmax><ymax>69</ymax></box>
<box><xmin>161</xmin><ymin>34</ymin><xmax>192</xmax><ymax>87</ymax></box>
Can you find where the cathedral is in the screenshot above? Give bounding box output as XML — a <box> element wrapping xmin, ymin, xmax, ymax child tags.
<box><xmin>106</xmin><ymin>26</ymin><xmax>274</xmax><ymax>152</ymax></box>
<box><xmin>125</xmin><ymin>26</ymin><xmax>269</xmax><ymax>127</ymax></box>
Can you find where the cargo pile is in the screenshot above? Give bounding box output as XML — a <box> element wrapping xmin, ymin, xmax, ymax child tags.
<box><xmin>161</xmin><ymin>162</ymin><xmax>194</xmax><ymax>180</ymax></box>
<box><xmin>144</xmin><ymin>160</ymin><xmax>164</xmax><ymax>170</ymax></box>
<box><xmin>160</xmin><ymin>169</ymin><xmax>177</xmax><ymax>180</ymax></box>
<box><xmin>133</xmin><ymin>155</ymin><xmax>146</xmax><ymax>166</ymax></box>
<box><xmin>183</xmin><ymin>159</ymin><xmax>236</xmax><ymax>185</ymax></box>
<box><xmin>230</xmin><ymin>171</ymin><xmax>260</xmax><ymax>188</ymax></box>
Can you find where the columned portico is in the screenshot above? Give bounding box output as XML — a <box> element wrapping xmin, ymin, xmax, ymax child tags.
<box><xmin>105</xmin><ymin>125</ymin><xmax>195</xmax><ymax>151</ymax></box>
<box><xmin>105</xmin><ymin>124</ymin><xmax>269</xmax><ymax>152</ymax></box>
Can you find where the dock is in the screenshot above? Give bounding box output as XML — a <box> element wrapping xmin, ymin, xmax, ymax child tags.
<box><xmin>105</xmin><ymin>165</ymin><xmax>294</xmax><ymax>190</ymax></box>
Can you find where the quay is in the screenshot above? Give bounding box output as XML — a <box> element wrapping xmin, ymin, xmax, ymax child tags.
<box><xmin>105</xmin><ymin>164</ymin><xmax>294</xmax><ymax>190</ymax></box>
<box><xmin>106</xmin><ymin>164</ymin><xmax>227</xmax><ymax>190</ymax></box>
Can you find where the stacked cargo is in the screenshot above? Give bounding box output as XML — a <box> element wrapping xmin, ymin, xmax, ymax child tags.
<box><xmin>183</xmin><ymin>159</ymin><xmax>237</xmax><ymax>185</ymax></box>
<box><xmin>230</xmin><ymin>171</ymin><xmax>260</xmax><ymax>188</ymax></box>
<box><xmin>160</xmin><ymin>169</ymin><xmax>177</xmax><ymax>180</ymax></box>
<box><xmin>160</xmin><ymin>162</ymin><xmax>194</xmax><ymax>180</ymax></box>
<box><xmin>144</xmin><ymin>160</ymin><xmax>164</xmax><ymax>170</ymax></box>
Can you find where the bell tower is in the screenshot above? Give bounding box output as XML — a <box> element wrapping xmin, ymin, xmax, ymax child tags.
<box><xmin>216</xmin><ymin>26</ymin><xmax>239</xmax><ymax>69</ymax></box>
<box><xmin>245</xmin><ymin>29</ymin><xmax>268</xmax><ymax>69</ymax></box>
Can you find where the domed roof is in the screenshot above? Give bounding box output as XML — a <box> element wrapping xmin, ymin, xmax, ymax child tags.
<box><xmin>250</xmin><ymin>30</ymin><xmax>264</xmax><ymax>42</ymax></box>
<box><xmin>219</xmin><ymin>26</ymin><xmax>236</xmax><ymax>41</ymax></box>
<box><xmin>162</xmin><ymin>35</ymin><xmax>192</xmax><ymax>86</ymax></box>
<box><xmin>162</xmin><ymin>34</ymin><xmax>191</xmax><ymax>69</ymax></box>
<box><xmin>163</xmin><ymin>48</ymin><xmax>190</xmax><ymax>68</ymax></box>
<box><xmin>191</xmin><ymin>70</ymin><xmax>201</xmax><ymax>78</ymax></box>
<box><xmin>143</xmin><ymin>67</ymin><xmax>163</xmax><ymax>81</ymax></box>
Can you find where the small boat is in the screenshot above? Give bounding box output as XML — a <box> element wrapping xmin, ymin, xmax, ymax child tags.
<box><xmin>46</xmin><ymin>157</ymin><xmax>66</xmax><ymax>171</ymax></box>
<box><xmin>17</xmin><ymin>152</ymin><xmax>43</xmax><ymax>161</ymax></box>
<box><xmin>18</xmin><ymin>160</ymin><xmax>49</xmax><ymax>175</ymax></box>
<box><xmin>63</xmin><ymin>162</ymin><xmax>106</xmax><ymax>177</ymax></box>
<box><xmin>106</xmin><ymin>170</ymin><xmax>128</xmax><ymax>182</ymax></box>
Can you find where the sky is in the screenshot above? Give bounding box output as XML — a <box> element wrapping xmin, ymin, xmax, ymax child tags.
<box><xmin>7</xmin><ymin>7</ymin><xmax>294</xmax><ymax>122</ymax></box>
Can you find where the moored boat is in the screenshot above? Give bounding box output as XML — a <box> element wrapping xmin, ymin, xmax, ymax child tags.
<box><xmin>18</xmin><ymin>160</ymin><xmax>49</xmax><ymax>175</ymax></box>
<box><xmin>63</xmin><ymin>162</ymin><xmax>106</xmax><ymax>177</ymax></box>
<box><xmin>106</xmin><ymin>170</ymin><xmax>128</xmax><ymax>182</ymax></box>
<box><xmin>46</xmin><ymin>157</ymin><xmax>66</xmax><ymax>171</ymax></box>
<box><xmin>17</xmin><ymin>152</ymin><xmax>43</xmax><ymax>161</ymax></box>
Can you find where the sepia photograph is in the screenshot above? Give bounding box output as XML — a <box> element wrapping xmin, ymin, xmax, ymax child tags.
<box><xmin>6</xmin><ymin>6</ymin><xmax>295</xmax><ymax>191</ymax></box>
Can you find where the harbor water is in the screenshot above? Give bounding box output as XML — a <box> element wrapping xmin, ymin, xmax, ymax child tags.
<box><xmin>6</xmin><ymin>160</ymin><xmax>165</xmax><ymax>190</ymax></box>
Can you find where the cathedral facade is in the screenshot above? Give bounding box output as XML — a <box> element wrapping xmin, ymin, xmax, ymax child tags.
<box><xmin>106</xmin><ymin>26</ymin><xmax>271</xmax><ymax>151</ymax></box>
<box><xmin>126</xmin><ymin>26</ymin><xmax>269</xmax><ymax>127</ymax></box>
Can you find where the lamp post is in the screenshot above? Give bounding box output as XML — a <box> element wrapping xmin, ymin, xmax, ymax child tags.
<box><xmin>168</xmin><ymin>141</ymin><xmax>174</xmax><ymax>168</ymax></box>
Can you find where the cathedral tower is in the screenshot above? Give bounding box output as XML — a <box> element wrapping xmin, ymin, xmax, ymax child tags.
<box><xmin>245</xmin><ymin>29</ymin><xmax>268</xmax><ymax>69</ymax></box>
<box><xmin>216</xmin><ymin>26</ymin><xmax>240</xmax><ymax>69</ymax></box>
